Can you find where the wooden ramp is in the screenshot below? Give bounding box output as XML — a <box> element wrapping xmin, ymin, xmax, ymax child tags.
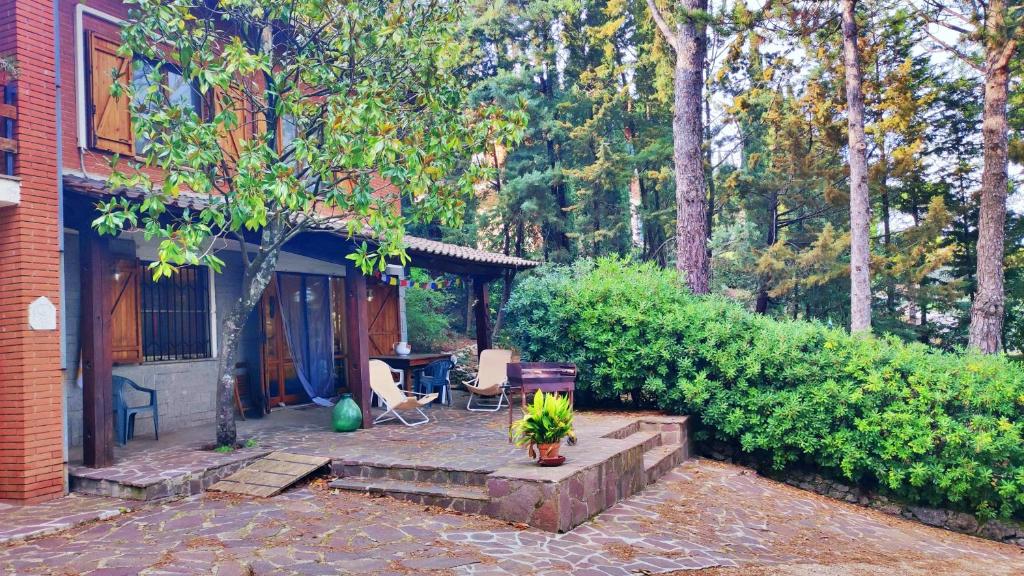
<box><xmin>208</xmin><ymin>452</ymin><xmax>331</xmax><ymax>497</ymax></box>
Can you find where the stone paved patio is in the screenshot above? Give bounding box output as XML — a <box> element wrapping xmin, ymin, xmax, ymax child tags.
<box><xmin>0</xmin><ymin>494</ymin><xmax>133</xmax><ymax>545</ymax></box>
<box><xmin>68</xmin><ymin>398</ymin><xmax>642</xmax><ymax>501</ymax></box>
<box><xmin>3</xmin><ymin>458</ymin><xmax>1021</xmax><ymax>575</ymax></box>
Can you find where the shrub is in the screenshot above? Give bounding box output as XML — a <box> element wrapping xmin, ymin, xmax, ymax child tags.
<box><xmin>405</xmin><ymin>286</ymin><xmax>453</xmax><ymax>351</ymax></box>
<box><xmin>504</xmin><ymin>257</ymin><xmax>1024</xmax><ymax>520</ymax></box>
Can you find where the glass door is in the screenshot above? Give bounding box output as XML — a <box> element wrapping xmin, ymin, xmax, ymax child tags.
<box><xmin>259</xmin><ymin>276</ymin><xmax>306</xmax><ymax>407</ymax></box>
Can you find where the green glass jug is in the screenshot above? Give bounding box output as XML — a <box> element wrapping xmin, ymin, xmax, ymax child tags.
<box><xmin>332</xmin><ymin>393</ymin><xmax>362</xmax><ymax>432</ymax></box>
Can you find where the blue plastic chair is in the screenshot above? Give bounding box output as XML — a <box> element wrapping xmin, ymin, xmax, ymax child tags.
<box><xmin>113</xmin><ymin>375</ymin><xmax>159</xmax><ymax>445</ymax></box>
<box><xmin>414</xmin><ymin>358</ymin><xmax>456</xmax><ymax>406</ymax></box>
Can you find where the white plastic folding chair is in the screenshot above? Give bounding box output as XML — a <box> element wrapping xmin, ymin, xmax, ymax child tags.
<box><xmin>370</xmin><ymin>360</ymin><xmax>437</xmax><ymax>426</ymax></box>
<box><xmin>465</xmin><ymin>349</ymin><xmax>512</xmax><ymax>411</ymax></box>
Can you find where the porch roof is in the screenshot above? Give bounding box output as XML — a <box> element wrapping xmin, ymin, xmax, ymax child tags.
<box><xmin>63</xmin><ymin>173</ymin><xmax>539</xmax><ymax>274</ymax></box>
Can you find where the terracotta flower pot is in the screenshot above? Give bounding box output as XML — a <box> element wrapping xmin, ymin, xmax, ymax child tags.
<box><xmin>537</xmin><ymin>442</ymin><xmax>561</xmax><ymax>461</ymax></box>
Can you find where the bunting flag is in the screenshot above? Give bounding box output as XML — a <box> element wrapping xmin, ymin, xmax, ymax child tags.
<box><xmin>373</xmin><ymin>271</ymin><xmax>462</xmax><ymax>290</ymax></box>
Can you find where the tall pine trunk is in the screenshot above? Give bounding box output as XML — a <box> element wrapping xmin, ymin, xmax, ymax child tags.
<box><xmin>672</xmin><ymin>0</ymin><xmax>710</xmax><ymax>294</ymax></box>
<box><xmin>841</xmin><ymin>0</ymin><xmax>872</xmax><ymax>333</ymax></box>
<box><xmin>969</xmin><ymin>0</ymin><xmax>1016</xmax><ymax>354</ymax></box>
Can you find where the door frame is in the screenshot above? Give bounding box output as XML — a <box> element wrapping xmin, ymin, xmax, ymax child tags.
<box><xmin>259</xmin><ymin>272</ymin><xmax>348</xmax><ymax>408</ymax></box>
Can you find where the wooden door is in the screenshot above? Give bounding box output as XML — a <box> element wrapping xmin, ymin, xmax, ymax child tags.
<box><xmin>260</xmin><ymin>275</ymin><xmax>349</xmax><ymax>407</ymax></box>
<box><xmin>367</xmin><ymin>282</ymin><xmax>400</xmax><ymax>356</ymax></box>
<box><xmin>259</xmin><ymin>276</ymin><xmax>305</xmax><ymax>407</ymax></box>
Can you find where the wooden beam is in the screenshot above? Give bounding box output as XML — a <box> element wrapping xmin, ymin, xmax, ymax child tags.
<box><xmin>80</xmin><ymin>231</ymin><xmax>114</xmax><ymax>468</ymax></box>
<box><xmin>0</xmin><ymin>102</ymin><xmax>16</xmax><ymax>121</ymax></box>
<box><xmin>473</xmin><ymin>276</ymin><xmax>492</xmax><ymax>355</ymax></box>
<box><xmin>0</xmin><ymin>136</ymin><xmax>16</xmax><ymax>154</ymax></box>
<box><xmin>344</xmin><ymin>264</ymin><xmax>372</xmax><ymax>428</ymax></box>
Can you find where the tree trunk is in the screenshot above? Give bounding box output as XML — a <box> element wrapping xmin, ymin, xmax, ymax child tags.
<box><xmin>969</xmin><ymin>0</ymin><xmax>1015</xmax><ymax>354</ymax></box>
<box><xmin>755</xmin><ymin>192</ymin><xmax>779</xmax><ymax>315</ymax></box>
<box><xmin>491</xmin><ymin>270</ymin><xmax>517</xmax><ymax>338</ymax></box>
<box><xmin>214</xmin><ymin>231</ymin><xmax>284</xmax><ymax>447</ymax></box>
<box><xmin>704</xmin><ymin>75</ymin><xmax>715</xmax><ymax>263</ymax></box>
<box><xmin>879</xmin><ymin>143</ymin><xmax>896</xmax><ymax>315</ymax></box>
<box><xmin>629</xmin><ymin>171</ymin><xmax>644</xmax><ymax>250</ymax></box>
<box><xmin>673</xmin><ymin>0</ymin><xmax>710</xmax><ymax>295</ymax></box>
<box><xmin>841</xmin><ymin>0</ymin><xmax>872</xmax><ymax>334</ymax></box>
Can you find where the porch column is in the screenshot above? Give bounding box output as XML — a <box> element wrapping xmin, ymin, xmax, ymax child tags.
<box><xmin>344</xmin><ymin>264</ymin><xmax>372</xmax><ymax>428</ymax></box>
<box><xmin>80</xmin><ymin>230</ymin><xmax>114</xmax><ymax>467</ymax></box>
<box><xmin>473</xmin><ymin>276</ymin><xmax>492</xmax><ymax>354</ymax></box>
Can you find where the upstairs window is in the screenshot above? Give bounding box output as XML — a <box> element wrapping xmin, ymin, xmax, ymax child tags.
<box><xmin>87</xmin><ymin>33</ymin><xmax>133</xmax><ymax>156</ymax></box>
<box><xmin>87</xmin><ymin>33</ymin><xmax>201</xmax><ymax>156</ymax></box>
<box><xmin>131</xmin><ymin>59</ymin><xmax>201</xmax><ymax>154</ymax></box>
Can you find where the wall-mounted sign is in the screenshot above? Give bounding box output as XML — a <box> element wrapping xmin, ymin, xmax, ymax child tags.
<box><xmin>28</xmin><ymin>296</ymin><xmax>57</xmax><ymax>331</ymax></box>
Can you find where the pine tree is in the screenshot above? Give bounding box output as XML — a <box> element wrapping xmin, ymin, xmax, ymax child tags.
<box><xmin>645</xmin><ymin>0</ymin><xmax>713</xmax><ymax>294</ymax></box>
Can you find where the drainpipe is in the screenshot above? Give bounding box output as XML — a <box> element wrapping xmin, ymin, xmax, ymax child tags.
<box><xmin>54</xmin><ymin>0</ymin><xmax>68</xmax><ymax>482</ymax></box>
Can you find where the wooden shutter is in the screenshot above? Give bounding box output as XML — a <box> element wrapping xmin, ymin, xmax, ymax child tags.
<box><xmin>110</xmin><ymin>258</ymin><xmax>142</xmax><ymax>364</ymax></box>
<box><xmin>366</xmin><ymin>283</ymin><xmax>400</xmax><ymax>356</ymax></box>
<box><xmin>88</xmin><ymin>33</ymin><xmax>133</xmax><ymax>155</ymax></box>
<box><xmin>213</xmin><ymin>85</ymin><xmax>251</xmax><ymax>164</ymax></box>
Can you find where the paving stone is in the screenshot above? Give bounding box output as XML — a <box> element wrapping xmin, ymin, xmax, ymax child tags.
<box><xmin>5</xmin><ymin>416</ymin><xmax>1024</xmax><ymax>575</ymax></box>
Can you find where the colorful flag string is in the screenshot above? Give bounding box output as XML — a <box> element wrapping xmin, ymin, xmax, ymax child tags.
<box><xmin>373</xmin><ymin>271</ymin><xmax>462</xmax><ymax>290</ymax></box>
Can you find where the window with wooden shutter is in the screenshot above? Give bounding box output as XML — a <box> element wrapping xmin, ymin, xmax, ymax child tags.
<box><xmin>87</xmin><ymin>33</ymin><xmax>133</xmax><ymax>156</ymax></box>
<box><xmin>110</xmin><ymin>258</ymin><xmax>142</xmax><ymax>364</ymax></box>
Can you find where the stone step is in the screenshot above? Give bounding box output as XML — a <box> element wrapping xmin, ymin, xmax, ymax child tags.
<box><xmin>332</xmin><ymin>461</ymin><xmax>490</xmax><ymax>487</ymax></box>
<box><xmin>640</xmin><ymin>419</ymin><xmax>687</xmax><ymax>447</ymax></box>
<box><xmin>632</xmin><ymin>430</ymin><xmax>664</xmax><ymax>453</ymax></box>
<box><xmin>329</xmin><ymin>476</ymin><xmax>489</xmax><ymax>515</ymax></box>
<box><xmin>643</xmin><ymin>444</ymin><xmax>686</xmax><ymax>485</ymax></box>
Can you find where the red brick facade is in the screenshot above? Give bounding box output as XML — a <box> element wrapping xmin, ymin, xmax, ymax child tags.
<box><xmin>0</xmin><ymin>0</ymin><xmax>141</xmax><ymax>503</ymax></box>
<box><xmin>0</xmin><ymin>0</ymin><xmax>64</xmax><ymax>503</ymax></box>
<box><xmin>0</xmin><ymin>0</ymin><xmax>439</xmax><ymax>503</ymax></box>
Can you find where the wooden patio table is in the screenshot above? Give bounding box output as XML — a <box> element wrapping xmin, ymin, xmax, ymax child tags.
<box><xmin>371</xmin><ymin>352</ymin><xmax>452</xmax><ymax>391</ymax></box>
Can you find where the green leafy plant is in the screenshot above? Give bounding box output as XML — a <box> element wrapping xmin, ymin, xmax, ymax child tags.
<box><xmin>0</xmin><ymin>55</ymin><xmax>17</xmax><ymax>79</ymax></box>
<box><xmin>405</xmin><ymin>284</ymin><xmax>453</xmax><ymax>351</ymax></box>
<box><xmin>505</xmin><ymin>258</ymin><xmax>1024</xmax><ymax>520</ymax></box>
<box><xmin>96</xmin><ymin>0</ymin><xmax>525</xmax><ymax>447</ymax></box>
<box><xmin>511</xmin><ymin>391</ymin><xmax>577</xmax><ymax>458</ymax></box>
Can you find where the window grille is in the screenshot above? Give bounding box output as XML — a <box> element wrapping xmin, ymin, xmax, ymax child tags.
<box><xmin>140</xmin><ymin>265</ymin><xmax>212</xmax><ymax>361</ymax></box>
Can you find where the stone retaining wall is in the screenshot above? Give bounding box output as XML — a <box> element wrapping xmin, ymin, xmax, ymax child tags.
<box><xmin>485</xmin><ymin>416</ymin><xmax>689</xmax><ymax>532</ymax></box>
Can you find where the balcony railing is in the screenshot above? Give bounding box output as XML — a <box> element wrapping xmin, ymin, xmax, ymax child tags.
<box><xmin>1</xmin><ymin>83</ymin><xmax>15</xmax><ymax>177</ymax></box>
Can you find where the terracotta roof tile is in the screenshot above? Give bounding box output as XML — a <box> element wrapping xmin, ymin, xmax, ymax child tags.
<box><xmin>400</xmin><ymin>235</ymin><xmax>538</xmax><ymax>269</ymax></box>
<box><xmin>63</xmin><ymin>173</ymin><xmax>539</xmax><ymax>270</ymax></box>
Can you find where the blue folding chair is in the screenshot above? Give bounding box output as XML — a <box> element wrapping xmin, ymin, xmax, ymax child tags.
<box><xmin>414</xmin><ymin>357</ymin><xmax>456</xmax><ymax>406</ymax></box>
<box><xmin>113</xmin><ymin>375</ymin><xmax>159</xmax><ymax>445</ymax></box>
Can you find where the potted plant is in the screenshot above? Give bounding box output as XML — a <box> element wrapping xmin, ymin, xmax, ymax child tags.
<box><xmin>0</xmin><ymin>55</ymin><xmax>16</xmax><ymax>85</ymax></box>
<box><xmin>510</xmin><ymin>391</ymin><xmax>576</xmax><ymax>465</ymax></box>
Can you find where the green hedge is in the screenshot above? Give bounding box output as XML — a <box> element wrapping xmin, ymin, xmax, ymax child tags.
<box><xmin>504</xmin><ymin>258</ymin><xmax>1024</xmax><ymax>520</ymax></box>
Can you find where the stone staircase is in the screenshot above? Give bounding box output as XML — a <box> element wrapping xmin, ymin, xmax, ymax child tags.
<box><xmin>329</xmin><ymin>415</ymin><xmax>690</xmax><ymax>532</ymax></box>
<box><xmin>328</xmin><ymin>462</ymin><xmax>491</xmax><ymax>515</ymax></box>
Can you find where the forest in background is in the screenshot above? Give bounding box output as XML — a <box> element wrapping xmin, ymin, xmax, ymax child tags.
<box><xmin>408</xmin><ymin>0</ymin><xmax>1024</xmax><ymax>353</ymax></box>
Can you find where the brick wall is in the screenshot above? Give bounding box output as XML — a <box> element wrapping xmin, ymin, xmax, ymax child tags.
<box><xmin>0</xmin><ymin>0</ymin><xmax>65</xmax><ymax>503</ymax></box>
